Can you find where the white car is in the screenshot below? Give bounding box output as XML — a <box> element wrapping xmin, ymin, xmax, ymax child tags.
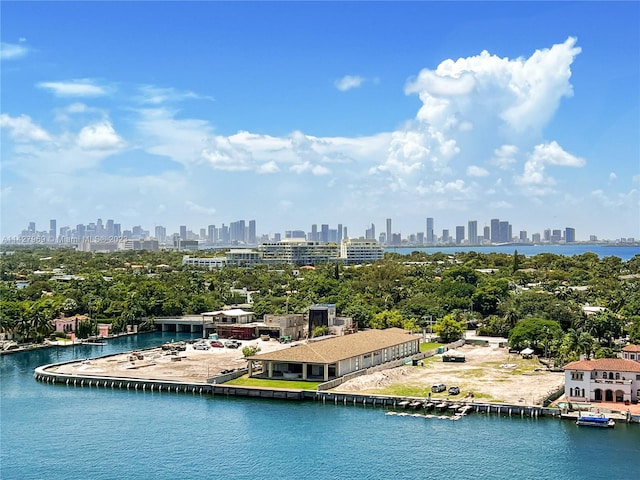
<box><xmin>193</xmin><ymin>342</ymin><xmax>210</xmax><ymax>350</ymax></box>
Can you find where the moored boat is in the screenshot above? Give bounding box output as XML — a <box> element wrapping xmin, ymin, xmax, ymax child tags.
<box><xmin>576</xmin><ymin>414</ymin><xmax>615</xmax><ymax>428</ymax></box>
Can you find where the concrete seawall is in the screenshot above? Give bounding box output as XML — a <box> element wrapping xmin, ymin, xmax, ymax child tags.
<box><xmin>33</xmin><ymin>360</ymin><xmax>639</xmax><ymax>423</ymax></box>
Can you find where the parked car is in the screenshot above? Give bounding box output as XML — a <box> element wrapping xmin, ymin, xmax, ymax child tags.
<box><xmin>193</xmin><ymin>342</ymin><xmax>209</xmax><ymax>350</ymax></box>
<box><xmin>210</xmin><ymin>340</ymin><xmax>224</xmax><ymax>348</ymax></box>
<box><xmin>224</xmin><ymin>340</ymin><xmax>240</xmax><ymax>349</ymax></box>
<box><xmin>448</xmin><ymin>386</ymin><xmax>460</xmax><ymax>395</ymax></box>
<box><xmin>431</xmin><ymin>383</ymin><xmax>446</xmax><ymax>393</ymax></box>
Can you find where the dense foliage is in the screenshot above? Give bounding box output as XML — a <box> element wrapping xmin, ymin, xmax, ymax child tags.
<box><xmin>1</xmin><ymin>246</ymin><xmax>639</xmax><ymax>364</ymax></box>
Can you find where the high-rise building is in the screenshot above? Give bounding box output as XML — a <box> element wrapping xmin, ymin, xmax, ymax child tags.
<box><xmin>28</xmin><ymin>222</ymin><xmax>36</xmax><ymax>233</ymax></box>
<box><xmin>386</xmin><ymin>218</ymin><xmax>392</xmax><ymax>245</ymax></box>
<box><xmin>343</xmin><ymin>226</ymin><xmax>347</xmax><ymax>239</ymax></box>
<box><xmin>207</xmin><ymin>225</ymin><xmax>215</xmax><ymax>244</ymax></box>
<box><xmin>320</xmin><ymin>224</ymin><xmax>329</xmax><ymax>243</ymax></box>
<box><xmin>230</xmin><ymin>220</ymin><xmax>246</xmax><ymax>243</ymax></box>
<box><xmin>442</xmin><ymin>229</ymin><xmax>450</xmax><ymax>243</ymax></box>
<box><xmin>310</xmin><ymin>224</ymin><xmax>318</xmax><ymax>242</ymax></box>
<box><xmin>519</xmin><ymin>231</ymin><xmax>528</xmax><ymax>242</ymax></box>
<box><xmin>113</xmin><ymin>223</ymin><xmax>121</xmax><ymax>236</ymax></box>
<box><xmin>179</xmin><ymin>225</ymin><xmax>187</xmax><ymax>240</ymax></box>
<box><xmin>456</xmin><ymin>226</ymin><xmax>465</xmax><ymax>245</ymax></box>
<box><xmin>565</xmin><ymin>227</ymin><xmax>576</xmax><ymax>243</ymax></box>
<box><xmin>532</xmin><ymin>233</ymin><xmax>541</xmax><ymax>244</ymax></box>
<box><xmin>551</xmin><ymin>229</ymin><xmax>562</xmax><ymax>243</ymax></box>
<box><xmin>499</xmin><ymin>221</ymin><xmax>510</xmax><ymax>243</ymax></box>
<box><xmin>106</xmin><ymin>219</ymin><xmax>114</xmax><ymax>236</ymax></box>
<box><xmin>337</xmin><ymin>223</ymin><xmax>343</xmax><ymax>243</ymax></box>
<box><xmin>426</xmin><ymin>218</ymin><xmax>434</xmax><ymax>244</ymax></box>
<box><xmin>156</xmin><ymin>225</ymin><xmax>167</xmax><ymax>243</ymax></box>
<box><xmin>468</xmin><ymin>220</ymin><xmax>478</xmax><ymax>245</ymax></box>
<box><xmin>49</xmin><ymin>219</ymin><xmax>56</xmax><ymax>240</ymax></box>
<box><xmin>248</xmin><ymin>220</ymin><xmax>256</xmax><ymax>244</ymax></box>
<box><xmin>544</xmin><ymin>229</ymin><xmax>551</xmax><ymax>242</ymax></box>
<box><xmin>365</xmin><ymin>223</ymin><xmax>375</xmax><ymax>240</ymax></box>
<box><xmin>490</xmin><ymin>219</ymin><xmax>500</xmax><ymax>243</ymax></box>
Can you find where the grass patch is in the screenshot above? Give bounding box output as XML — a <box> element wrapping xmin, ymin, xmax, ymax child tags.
<box><xmin>224</xmin><ymin>375</ymin><xmax>321</xmax><ymax>390</ymax></box>
<box><xmin>372</xmin><ymin>384</ymin><xmax>431</xmax><ymax>397</ymax></box>
<box><xmin>420</xmin><ymin>342</ymin><xmax>444</xmax><ymax>352</ymax></box>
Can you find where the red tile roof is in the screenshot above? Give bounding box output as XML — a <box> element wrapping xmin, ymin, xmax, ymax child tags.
<box><xmin>622</xmin><ymin>344</ymin><xmax>640</xmax><ymax>353</ymax></box>
<box><xmin>564</xmin><ymin>358</ymin><xmax>640</xmax><ymax>373</ymax></box>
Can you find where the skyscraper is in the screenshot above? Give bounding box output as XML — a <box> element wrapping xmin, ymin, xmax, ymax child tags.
<box><xmin>426</xmin><ymin>217</ymin><xmax>434</xmax><ymax>244</ymax></box>
<box><xmin>490</xmin><ymin>219</ymin><xmax>500</xmax><ymax>243</ymax></box>
<box><xmin>365</xmin><ymin>223</ymin><xmax>376</xmax><ymax>240</ymax></box>
<box><xmin>456</xmin><ymin>226</ymin><xmax>465</xmax><ymax>245</ymax></box>
<box><xmin>248</xmin><ymin>220</ymin><xmax>256</xmax><ymax>244</ymax></box>
<box><xmin>49</xmin><ymin>219</ymin><xmax>56</xmax><ymax>240</ymax></box>
<box><xmin>156</xmin><ymin>225</ymin><xmax>167</xmax><ymax>243</ymax></box>
<box><xmin>468</xmin><ymin>220</ymin><xmax>477</xmax><ymax>245</ymax></box>
<box><xmin>565</xmin><ymin>227</ymin><xmax>576</xmax><ymax>243</ymax></box>
<box><xmin>179</xmin><ymin>225</ymin><xmax>187</xmax><ymax>240</ymax></box>
<box><xmin>386</xmin><ymin>218</ymin><xmax>392</xmax><ymax>245</ymax></box>
<box><xmin>321</xmin><ymin>224</ymin><xmax>329</xmax><ymax>243</ymax></box>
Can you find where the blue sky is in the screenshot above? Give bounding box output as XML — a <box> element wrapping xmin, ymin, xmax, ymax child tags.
<box><xmin>1</xmin><ymin>1</ymin><xmax>639</xmax><ymax>241</ymax></box>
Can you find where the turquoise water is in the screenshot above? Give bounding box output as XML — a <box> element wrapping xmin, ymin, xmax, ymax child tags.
<box><xmin>2</xmin><ymin>333</ymin><xmax>639</xmax><ymax>480</ymax></box>
<box><xmin>387</xmin><ymin>244</ymin><xmax>640</xmax><ymax>260</ymax></box>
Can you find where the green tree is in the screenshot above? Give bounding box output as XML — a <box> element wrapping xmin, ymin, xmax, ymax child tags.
<box><xmin>508</xmin><ymin>318</ymin><xmax>562</xmax><ymax>351</ymax></box>
<box><xmin>433</xmin><ymin>315</ymin><xmax>465</xmax><ymax>343</ymax></box>
<box><xmin>369</xmin><ymin>310</ymin><xmax>404</xmax><ymax>329</ymax></box>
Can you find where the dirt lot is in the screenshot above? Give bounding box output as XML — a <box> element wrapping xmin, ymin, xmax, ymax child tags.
<box><xmin>334</xmin><ymin>344</ymin><xmax>566</xmax><ymax>405</ymax></box>
<box><xmin>51</xmin><ymin>338</ymin><xmax>289</xmax><ymax>383</ymax></box>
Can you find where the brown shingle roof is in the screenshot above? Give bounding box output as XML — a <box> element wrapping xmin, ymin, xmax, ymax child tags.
<box><xmin>622</xmin><ymin>344</ymin><xmax>640</xmax><ymax>353</ymax></box>
<box><xmin>248</xmin><ymin>328</ymin><xmax>417</xmax><ymax>364</ymax></box>
<box><xmin>564</xmin><ymin>358</ymin><xmax>640</xmax><ymax>373</ymax></box>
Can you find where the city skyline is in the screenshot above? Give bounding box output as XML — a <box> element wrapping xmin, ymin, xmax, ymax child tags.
<box><xmin>1</xmin><ymin>3</ymin><xmax>639</xmax><ymax>240</ymax></box>
<box><xmin>9</xmin><ymin>214</ymin><xmax>624</xmax><ymax>245</ymax></box>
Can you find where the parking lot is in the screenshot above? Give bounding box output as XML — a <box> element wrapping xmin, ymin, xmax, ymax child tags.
<box><xmin>52</xmin><ymin>337</ymin><xmax>292</xmax><ymax>383</ymax></box>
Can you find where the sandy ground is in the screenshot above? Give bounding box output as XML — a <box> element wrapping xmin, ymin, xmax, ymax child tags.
<box><xmin>334</xmin><ymin>344</ymin><xmax>566</xmax><ymax>405</ymax></box>
<box><xmin>51</xmin><ymin>338</ymin><xmax>290</xmax><ymax>383</ymax></box>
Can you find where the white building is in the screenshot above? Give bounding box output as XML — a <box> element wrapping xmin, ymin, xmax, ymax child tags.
<box><xmin>261</xmin><ymin>240</ymin><xmax>339</xmax><ymax>265</ymax></box>
<box><xmin>564</xmin><ymin>358</ymin><xmax>640</xmax><ymax>404</ymax></box>
<box><xmin>339</xmin><ymin>238</ymin><xmax>384</xmax><ymax>264</ymax></box>
<box><xmin>622</xmin><ymin>344</ymin><xmax>640</xmax><ymax>363</ymax></box>
<box><xmin>182</xmin><ymin>255</ymin><xmax>227</xmax><ymax>269</ymax></box>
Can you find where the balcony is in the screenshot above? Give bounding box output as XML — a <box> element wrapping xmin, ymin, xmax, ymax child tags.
<box><xmin>591</xmin><ymin>379</ymin><xmax>632</xmax><ymax>386</ymax></box>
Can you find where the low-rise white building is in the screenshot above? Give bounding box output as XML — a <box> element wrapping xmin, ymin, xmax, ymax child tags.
<box><xmin>622</xmin><ymin>344</ymin><xmax>640</xmax><ymax>363</ymax></box>
<box><xmin>339</xmin><ymin>238</ymin><xmax>384</xmax><ymax>264</ymax></box>
<box><xmin>564</xmin><ymin>358</ymin><xmax>640</xmax><ymax>404</ymax></box>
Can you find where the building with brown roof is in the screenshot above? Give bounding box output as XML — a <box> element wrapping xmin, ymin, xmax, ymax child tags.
<box><xmin>622</xmin><ymin>344</ymin><xmax>640</xmax><ymax>363</ymax></box>
<box><xmin>564</xmin><ymin>358</ymin><xmax>640</xmax><ymax>404</ymax></box>
<box><xmin>247</xmin><ymin>328</ymin><xmax>419</xmax><ymax>382</ymax></box>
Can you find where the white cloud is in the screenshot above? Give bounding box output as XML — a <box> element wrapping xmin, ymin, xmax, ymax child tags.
<box><xmin>257</xmin><ymin>161</ymin><xmax>280</xmax><ymax>174</ymax></box>
<box><xmin>137</xmin><ymin>85</ymin><xmax>214</xmax><ymax>104</ymax></box>
<box><xmin>491</xmin><ymin>145</ymin><xmax>519</xmax><ymax>169</ymax></box>
<box><xmin>0</xmin><ymin>114</ymin><xmax>51</xmax><ymax>142</ymax></box>
<box><xmin>467</xmin><ymin>165</ymin><xmax>489</xmax><ymax>177</ymax></box>
<box><xmin>609</xmin><ymin>172</ymin><xmax>617</xmax><ymax>183</ymax></box>
<box><xmin>77</xmin><ymin>122</ymin><xmax>125</xmax><ymax>150</ymax></box>
<box><xmin>38</xmin><ymin>79</ymin><xmax>108</xmax><ymax>97</ymax></box>
<box><xmin>0</xmin><ymin>42</ymin><xmax>29</xmax><ymax>60</ymax></box>
<box><xmin>515</xmin><ymin>141</ymin><xmax>585</xmax><ymax>193</ymax></box>
<box><xmin>591</xmin><ymin>189</ymin><xmax>638</xmax><ymax>208</ymax></box>
<box><xmin>185</xmin><ymin>200</ymin><xmax>216</xmax><ymax>216</ymax></box>
<box><xmin>335</xmin><ymin>75</ymin><xmax>364</xmax><ymax>92</ymax></box>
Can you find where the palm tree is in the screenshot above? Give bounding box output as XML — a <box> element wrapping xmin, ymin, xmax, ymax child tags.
<box><xmin>577</xmin><ymin>332</ymin><xmax>596</xmax><ymax>360</ymax></box>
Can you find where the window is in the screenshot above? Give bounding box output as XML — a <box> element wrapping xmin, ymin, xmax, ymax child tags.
<box><xmin>615</xmin><ymin>373</ymin><xmax>620</xmax><ymax>380</ymax></box>
<box><xmin>631</xmin><ymin>354</ymin><xmax>636</xmax><ymax>360</ymax></box>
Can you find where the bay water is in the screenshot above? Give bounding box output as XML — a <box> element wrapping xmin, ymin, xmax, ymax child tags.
<box><xmin>1</xmin><ymin>332</ymin><xmax>639</xmax><ymax>480</ymax></box>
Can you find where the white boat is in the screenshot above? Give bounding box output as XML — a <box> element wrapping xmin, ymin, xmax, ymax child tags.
<box><xmin>576</xmin><ymin>414</ymin><xmax>615</xmax><ymax>428</ymax></box>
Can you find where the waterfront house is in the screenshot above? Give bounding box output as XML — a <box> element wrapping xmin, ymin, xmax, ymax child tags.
<box><xmin>564</xmin><ymin>358</ymin><xmax>640</xmax><ymax>404</ymax></box>
<box><xmin>621</xmin><ymin>344</ymin><xmax>640</xmax><ymax>363</ymax></box>
<box><xmin>52</xmin><ymin>314</ymin><xmax>87</xmax><ymax>334</ymax></box>
<box><xmin>246</xmin><ymin>328</ymin><xmax>420</xmax><ymax>382</ymax></box>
